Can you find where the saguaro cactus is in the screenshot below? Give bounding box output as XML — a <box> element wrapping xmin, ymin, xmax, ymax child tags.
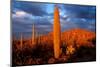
<box><xmin>53</xmin><ymin>5</ymin><xmax>61</xmax><ymax>59</ymax></box>
<box><xmin>32</xmin><ymin>24</ymin><xmax>35</xmax><ymax>45</ymax></box>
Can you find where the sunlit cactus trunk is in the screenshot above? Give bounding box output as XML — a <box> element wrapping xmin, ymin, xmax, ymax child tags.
<box><xmin>32</xmin><ymin>24</ymin><xmax>35</xmax><ymax>46</ymax></box>
<box><xmin>53</xmin><ymin>6</ymin><xmax>61</xmax><ymax>59</ymax></box>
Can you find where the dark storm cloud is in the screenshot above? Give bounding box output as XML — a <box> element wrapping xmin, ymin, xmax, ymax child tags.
<box><xmin>12</xmin><ymin>14</ymin><xmax>53</xmax><ymax>36</ymax></box>
<box><xmin>12</xmin><ymin>1</ymin><xmax>96</xmax><ymax>38</ymax></box>
<box><xmin>33</xmin><ymin>16</ymin><xmax>52</xmax><ymax>25</ymax></box>
<box><xmin>12</xmin><ymin>20</ymin><xmax>32</xmax><ymax>33</ymax></box>
<box><xmin>60</xmin><ymin>17</ymin><xmax>96</xmax><ymax>32</ymax></box>
<box><xmin>62</xmin><ymin>4</ymin><xmax>96</xmax><ymax>19</ymax></box>
<box><xmin>12</xmin><ymin>1</ymin><xmax>54</xmax><ymax>37</ymax></box>
<box><xmin>59</xmin><ymin>4</ymin><xmax>96</xmax><ymax>32</ymax></box>
<box><xmin>12</xmin><ymin>1</ymin><xmax>48</xmax><ymax>16</ymax></box>
<box><xmin>33</xmin><ymin>16</ymin><xmax>53</xmax><ymax>34</ymax></box>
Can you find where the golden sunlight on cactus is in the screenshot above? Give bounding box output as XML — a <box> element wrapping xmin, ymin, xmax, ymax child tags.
<box><xmin>53</xmin><ymin>6</ymin><xmax>61</xmax><ymax>59</ymax></box>
<box><xmin>20</xmin><ymin>33</ymin><xmax>23</xmax><ymax>49</ymax></box>
<box><xmin>31</xmin><ymin>24</ymin><xmax>35</xmax><ymax>46</ymax></box>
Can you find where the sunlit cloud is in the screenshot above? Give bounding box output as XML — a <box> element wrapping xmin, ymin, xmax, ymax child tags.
<box><xmin>16</xmin><ymin>11</ymin><xmax>26</xmax><ymax>15</ymax></box>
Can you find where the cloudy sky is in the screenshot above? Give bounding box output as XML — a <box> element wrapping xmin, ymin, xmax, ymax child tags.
<box><xmin>12</xmin><ymin>1</ymin><xmax>96</xmax><ymax>38</ymax></box>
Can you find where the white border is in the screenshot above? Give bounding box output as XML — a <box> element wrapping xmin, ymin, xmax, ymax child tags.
<box><xmin>0</xmin><ymin>0</ymin><xmax>10</xmax><ymax>67</ymax></box>
<box><xmin>0</xmin><ymin>0</ymin><xmax>100</xmax><ymax>67</ymax></box>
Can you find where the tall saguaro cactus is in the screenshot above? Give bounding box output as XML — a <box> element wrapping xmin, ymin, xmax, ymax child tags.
<box><xmin>53</xmin><ymin>5</ymin><xmax>61</xmax><ymax>59</ymax></box>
